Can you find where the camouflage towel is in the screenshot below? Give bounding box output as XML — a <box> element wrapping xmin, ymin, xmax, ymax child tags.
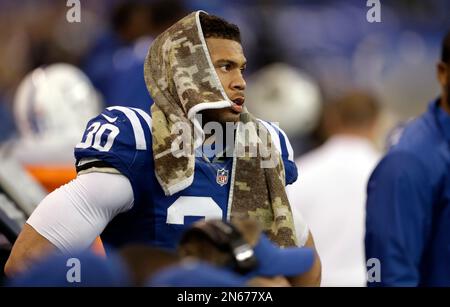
<box><xmin>144</xmin><ymin>11</ymin><xmax>298</xmax><ymax>247</ymax></box>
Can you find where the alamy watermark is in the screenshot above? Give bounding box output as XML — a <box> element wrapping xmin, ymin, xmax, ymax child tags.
<box><xmin>165</xmin><ymin>115</ymin><xmax>281</xmax><ymax>169</ymax></box>
<box><xmin>366</xmin><ymin>0</ymin><xmax>381</xmax><ymax>23</ymax></box>
<box><xmin>367</xmin><ymin>258</ymin><xmax>381</xmax><ymax>283</ymax></box>
<box><xmin>66</xmin><ymin>0</ymin><xmax>81</xmax><ymax>23</ymax></box>
<box><xmin>66</xmin><ymin>257</ymin><xmax>81</xmax><ymax>283</ymax></box>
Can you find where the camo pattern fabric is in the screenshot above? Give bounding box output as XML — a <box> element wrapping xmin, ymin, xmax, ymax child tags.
<box><xmin>230</xmin><ymin>113</ymin><xmax>298</xmax><ymax>247</ymax></box>
<box><xmin>144</xmin><ymin>11</ymin><xmax>298</xmax><ymax>247</ymax></box>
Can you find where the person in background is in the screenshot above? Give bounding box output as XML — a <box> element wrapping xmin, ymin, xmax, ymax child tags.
<box><xmin>82</xmin><ymin>0</ymin><xmax>152</xmax><ymax>103</ymax></box>
<box><xmin>83</xmin><ymin>0</ymin><xmax>188</xmax><ymax>110</ymax></box>
<box><xmin>289</xmin><ymin>91</ymin><xmax>381</xmax><ymax>286</ymax></box>
<box><xmin>365</xmin><ymin>30</ymin><xmax>450</xmax><ymax>287</ymax></box>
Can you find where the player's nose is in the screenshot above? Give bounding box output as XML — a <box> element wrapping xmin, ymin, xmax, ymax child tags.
<box><xmin>231</xmin><ymin>72</ymin><xmax>246</xmax><ymax>92</ymax></box>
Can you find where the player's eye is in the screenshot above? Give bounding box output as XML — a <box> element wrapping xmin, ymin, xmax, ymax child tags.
<box><xmin>219</xmin><ymin>64</ymin><xmax>232</xmax><ymax>72</ymax></box>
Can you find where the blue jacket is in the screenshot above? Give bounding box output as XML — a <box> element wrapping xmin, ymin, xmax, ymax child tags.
<box><xmin>366</xmin><ymin>99</ymin><xmax>450</xmax><ymax>286</ymax></box>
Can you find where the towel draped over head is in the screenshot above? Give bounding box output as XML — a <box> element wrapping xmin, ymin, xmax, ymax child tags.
<box><xmin>144</xmin><ymin>11</ymin><xmax>298</xmax><ymax>247</ymax></box>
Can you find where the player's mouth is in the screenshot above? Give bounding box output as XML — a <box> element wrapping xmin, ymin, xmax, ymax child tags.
<box><xmin>231</xmin><ymin>97</ymin><xmax>245</xmax><ymax>113</ymax></box>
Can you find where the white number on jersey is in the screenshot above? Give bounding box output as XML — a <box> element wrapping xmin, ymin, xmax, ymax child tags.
<box><xmin>76</xmin><ymin>122</ymin><xmax>120</xmax><ymax>152</ymax></box>
<box><xmin>166</xmin><ymin>196</ymin><xmax>223</xmax><ymax>225</ymax></box>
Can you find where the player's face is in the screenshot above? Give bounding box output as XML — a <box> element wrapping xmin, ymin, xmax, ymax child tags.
<box><xmin>202</xmin><ymin>38</ymin><xmax>247</xmax><ymax>124</ymax></box>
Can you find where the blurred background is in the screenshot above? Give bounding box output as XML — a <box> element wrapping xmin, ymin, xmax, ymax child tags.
<box><xmin>0</xmin><ymin>0</ymin><xmax>449</xmax><ymax>285</ymax></box>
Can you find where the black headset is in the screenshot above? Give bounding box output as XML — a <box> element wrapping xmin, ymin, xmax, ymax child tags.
<box><xmin>179</xmin><ymin>220</ymin><xmax>258</xmax><ymax>275</ymax></box>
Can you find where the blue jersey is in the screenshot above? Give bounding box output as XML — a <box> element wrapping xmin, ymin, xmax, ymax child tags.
<box><xmin>366</xmin><ymin>99</ymin><xmax>450</xmax><ymax>286</ymax></box>
<box><xmin>74</xmin><ymin>106</ymin><xmax>298</xmax><ymax>250</ymax></box>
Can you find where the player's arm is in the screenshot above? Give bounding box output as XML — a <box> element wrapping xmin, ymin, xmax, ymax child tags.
<box><xmin>4</xmin><ymin>171</ymin><xmax>134</xmax><ymax>277</ymax></box>
<box><xmin>6</xmin><ymin>107</ymin><xmax>150</xmax><ymax>277</ymax></box>
<box><xmin>4</xmin><ymin>224</ymin><xmax>56</xmax><ymax>277</ymax></box>
<box><xmin>365</xmin><ymin>152</ymin><xmax>433</xmax><ymax>286</ymax></box>
<box><xmin>286</xmin><ymin>231</ymin><xmax>321</xmax><ymax>287</ymax></box>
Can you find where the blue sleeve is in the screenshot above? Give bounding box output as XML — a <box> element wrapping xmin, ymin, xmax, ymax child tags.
<box><xmin>261</xmin><ymin>120</ymin><xmax>298</xmax><ymax>185</ymax></box>
<box><xmin>74</xmin><ymin>106</ymin><xmax>152</xmax><ymax>180</ymax></box>
<box><xmin>365</xmin><ymin>151</ymin><xmax>433</xmax><ymax>287</ymax></box>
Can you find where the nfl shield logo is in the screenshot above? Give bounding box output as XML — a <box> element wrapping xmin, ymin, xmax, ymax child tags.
<box><xmin>216</xmin><ymin>168</ymin><xmax>229</xmax><ymax>186</ymax></box>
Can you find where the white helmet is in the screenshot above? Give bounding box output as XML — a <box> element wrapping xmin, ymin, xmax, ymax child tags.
<box><xmin>14</xmin><ymin>63</ymin><xmax>102</xmax><ymax>141</ymax></box>
<box><xmin>246</xmin><ymin>63</ymin><xmax>322</xmax><ymax>136</ymax></box>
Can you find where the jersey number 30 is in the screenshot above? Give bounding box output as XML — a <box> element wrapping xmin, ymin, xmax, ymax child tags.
<box><xmin>76</xmin><ymin>122</ymin><xmax>119</xmax><ymax>152</ymax></box>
